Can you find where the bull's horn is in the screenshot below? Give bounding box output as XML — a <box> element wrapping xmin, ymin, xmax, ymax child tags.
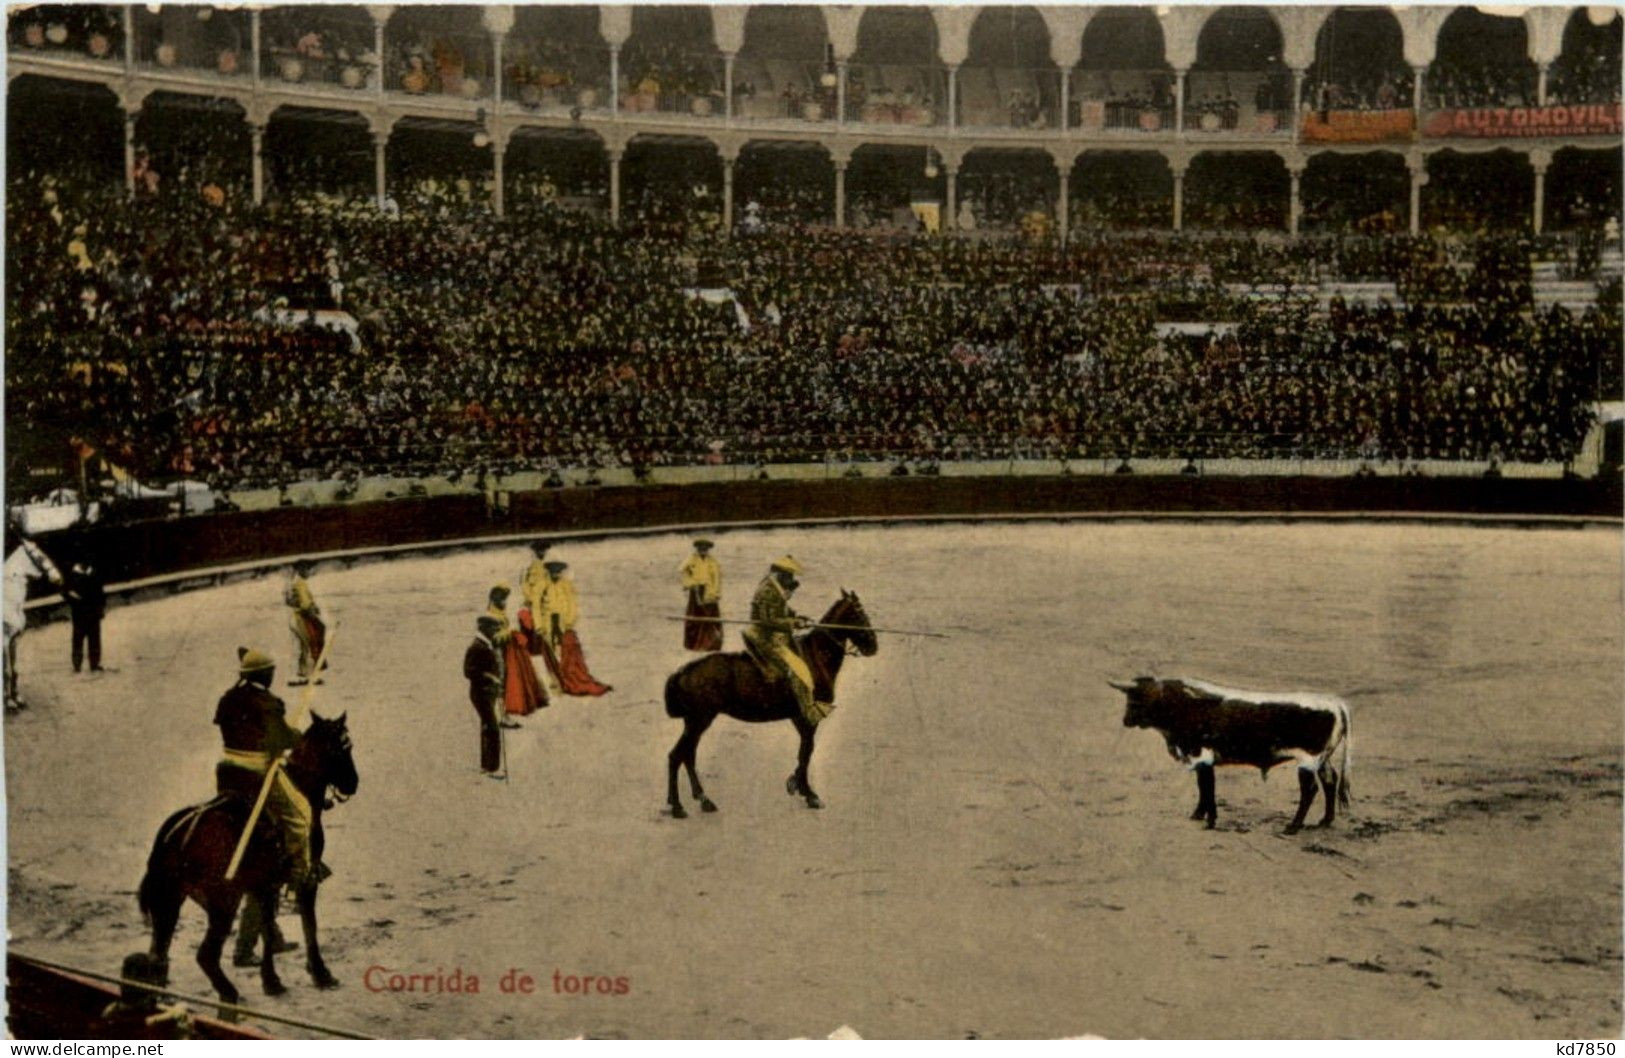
<box><xmin>1107</xmin><ymin>679</ymin><xmax>1136</xmax><ymax>693</ymax></box>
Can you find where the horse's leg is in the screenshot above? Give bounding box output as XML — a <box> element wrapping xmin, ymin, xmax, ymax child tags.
<box><xmin>787</xmin><ymin>717</ymin><xmax>821</xmax><ymax>809</ymax></box>
<box><xmin>144</xmin><ymin>887</ymin><xmax>183</xmax><ymax>985</ymax></box>
<box><xmin>296</xmin><ymin>880</ymin><xmax>339</xmax><ymax>989</ymax></box>
<box><xmin>197</xmin><ymin>900</ymin><xmax>242</xmax><ymax>1007</ymax></box>
<box><xmin>5</xmin><ymin>633</ymin><xmax>19</xmax><ymax>706</ymax></box>
<box><xmin>666</xmin><ymin>726</ymin><xmax>689</xmax><ymax>819</ymax></box>
<box><xmin>684</xmin><ymin>712</ymin><xmax>718</xmax><ymax>813</ymax></box>
<box><xmin>253</xmin><ymin>888</ymin><xmax>286</xmax><ymax>996</ymax></box>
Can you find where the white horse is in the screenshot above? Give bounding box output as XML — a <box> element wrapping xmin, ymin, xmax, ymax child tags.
<box><xmin>5</xmin><ymin>538</ymin><xmax>62</xmax><ymax>710</ymax></box>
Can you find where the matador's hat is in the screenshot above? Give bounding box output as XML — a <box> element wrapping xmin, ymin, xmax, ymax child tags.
<box><xmin>770</xmin><ymin>555</ymin><xmax>802</xmax><ymax>575</ymax></box>
<box><xmin>693</xmin><ymin>538</ymin><xmax>714</xmax><ymax>549</ymax></box>
<box><xmin>238</xmin><ymin>647</ymin><xmax>275</xmax><ymax>674</ymax></box>
<box><xmin>544</xmin><ymin>560</ymin><xmax>568</xmax><ymax>573</ymax></box>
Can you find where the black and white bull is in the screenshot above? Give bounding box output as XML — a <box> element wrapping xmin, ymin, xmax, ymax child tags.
<box><xmin>1111</xmin><ymin>676</ymin><xmax>1352</xmax><ymax>833</ymax></box>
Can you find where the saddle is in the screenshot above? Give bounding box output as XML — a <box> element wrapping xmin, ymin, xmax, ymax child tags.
<box><xmin>741</xmin><ymin>630</ymin><xmax>805</xmax><ymax>682</ymax></box>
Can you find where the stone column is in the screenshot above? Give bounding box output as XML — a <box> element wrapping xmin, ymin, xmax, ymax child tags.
<box><xmin>608</xmin><ymin>147</ymin><xmax>622</xmax><ymax>224</ymax></box>
<box><xmin>375</xmin><ymin>18</ymin><xmax>387</xmax><ymax>98</ymax></box>
<box><xmin>250</xmin><ymin>122</ymin><xmax>265</xmax><ymax>205</ymax></box>
<box><xmin>493</xmin><ymin>136</ymin><xmax>507</xmax><ymax>218</ymax></box>
<box><xmin>1407</xmin><ymin>157</ymin><xmax>1427</xmax><ymax>235</ymax></box>
<box><xmin>944</xmin><ymin>162</ymin><xmax>957</xmax><ymax>232</ymax></box>
<box><xmin>610</xmin><ymin>45</ymin><xmax>620</xmax><ymax>114</ymax></box>
<box><xmin>1059</xmin><ymin>67</ymin><xmax>1069</xmax><ymax>130</ymax></box>
<box><xmin>123</xmin><ymin>111</ymin><xmax>138</xmax><ymax>196</ymax></box>
<box><xmin>122</xmin><ymin>5</ymin><xmax>134</xmax><ymax>74</ymax></box>
<box><xmin>374</xmin><ymin>130</ymin><xmax>389</xmax><ymax>206</ymax></box>
<box><xmin>1288</xmin><ymin>164</ymin><xmax>1303</xmax><ymax>235</ymax></box>
<box><xmin>1530</xmin><ymin>149</ymin><xmax>1550</xmax><ymax>234</ymax></box>
<box><xmin>1412</xmin><ymin>64</ymin><xmax>1425</xmax><ymax>118</ymax></box>
<box><xmin>724</xmin><ymin>52</ymin><xmax>734</xmax><ymax>120</ymax></box>
<box><xmin>492</xmin><ymin>33</ymin><xmax>504</xmax><ymax>105</ymax></box>
<box><xmin>837</xmin><ymin>61</ymin><xmax>847</xmax><ymax>124</ymax></box>
<box><xmin>250</xmin><ymin>10</ymin><xmax>261</xmax><ymax>91</ymax></box>
<box><xmin>1171</xmin><ymin>161</ymin><xmax>1187</xmax><ymax>232</ymax></box>
<box><xmin>1057</xmin><ymin>165</ymin><xmax>1070</xmax><ymax>244</ymax></box>
<box><xmin>1537</xmin><ymin>63</ymin><xmax>1549</xmax><ymax>107</ymax></box>
<box><xmin>1291</xmin><ymin>66</ymin><xmax>1304</xmax><ymax>116</ymax></box>
<box><xmin>947</xmin><ymin>64</ymin><xmax>958</xmax><ymax>130</ymax></box>
<box><xmin>1174</xmin><ymin>68</ymin><xmax>1187</xmax><ymax>135</ymax></box>
<box><xmin>833</xmin><ymin>157</ymin><xmax>847</xmax><ymax>228</ymax></box>
<box><xmin>721</xmin><ymin>152</ymin><xmax>735</xmax><ymax>233</ymax></box>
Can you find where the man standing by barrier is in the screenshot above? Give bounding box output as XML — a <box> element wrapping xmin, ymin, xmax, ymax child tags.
<box><xmin>63</xmin><ymin>558</ymin><xmax>106</xmax><ymax>674</ymax></box>
<box><xmin>679</xmin><ymin>538</ymin><xmax>722</xmax><ymax>652</ymax></box>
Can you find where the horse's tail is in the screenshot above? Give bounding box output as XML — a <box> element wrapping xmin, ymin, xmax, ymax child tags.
<box><xmin>664</xmin><ymin>668</ymin><xmax>688</xmax><ymax>719</ymax></box>
<box><xmin>138</xmin><ymin>806</ymin><xmax>193</xmax><ymax>925</ymax></box>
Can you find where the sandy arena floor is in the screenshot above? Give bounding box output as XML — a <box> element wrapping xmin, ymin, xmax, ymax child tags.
<box><xmin>4</xmin><ymin>520</ymin><xmax>1621</xmax><ymax>1039</ymax></box>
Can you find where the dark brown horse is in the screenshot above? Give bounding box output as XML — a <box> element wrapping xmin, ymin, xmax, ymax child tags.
<box><xmin>138</xmin><ymin>712</ymin><xmax>358</xmax><ymax>1004</ymax></box>
<box><xmin>663</xmin><ymin>591</ymin><xmax>877</xmax><ymax>818</ymax></box>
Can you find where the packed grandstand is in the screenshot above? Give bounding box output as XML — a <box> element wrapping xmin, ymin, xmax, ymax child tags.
<box><xmin>5</xmin><ymin>4</ymin><xmax>1622</xmax><ymax>506</ymax></box>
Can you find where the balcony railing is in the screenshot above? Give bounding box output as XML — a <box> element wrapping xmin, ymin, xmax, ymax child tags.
<box><xmin>505</xmin><ymin>42</ymin><xmax>611</xmax><ymax>113</ymax></box>
<box><xmin>958</xmin><ymin>65</ymin><xmax>1060</xmax><ymax>130</ymax></box>
<box><xmin>1073</xmin><ymin>97</ymin><xmax>1177</xmax><ymax>133</ymax></box>
<box><xmin>844</xmin><ymin>63</ymin><xmax>946</xmax><ymax>127</ymax></box>
<box><xmin>386</xmin><ymin>29</ymin><xmax>493</xmax><ymax>100</ymax></box>
<box><xmin>9</xmin><ymin>5</ymin><xmax>122</xmax><ymax>64</ymax></box>
<box><xmin>732</xmin><ymin>60</ymin><xmax>838</xmax><ymax>123</ymax></box>
<box><xmin>263</xmin><ymin>48</ymin><xmax>377</xmax><ymax>91</ymax></box>
<box><xmin>618</xmin><ymin>49</ymin><xmax>722</xmax><ymax>118</ymax></box>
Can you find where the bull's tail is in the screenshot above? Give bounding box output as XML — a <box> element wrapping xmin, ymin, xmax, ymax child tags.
<box><xmin>664</xmin><ymin>669</ymin><xmax>687</xmax><ymax>719</ymax></box>
<box><xmin>1336</xmin><ymin>702</ymin><xmax>1353</xmax><ymax>807</ymax></box>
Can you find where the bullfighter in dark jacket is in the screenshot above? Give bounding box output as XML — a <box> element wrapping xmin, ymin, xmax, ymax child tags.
<box><xmin>464</xmin><ymin>615</ymin><xmax>505</xmax><ymax>776</ymax></box>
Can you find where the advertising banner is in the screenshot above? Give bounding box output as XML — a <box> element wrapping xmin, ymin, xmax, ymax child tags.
<box><xmin>1300</xmin><ymin>108</ymin><xmax>1416</xmax><ymax>144</ymax></box>
<box><xmin>1423</xmin><ymin>103</ymin><xmax>1623</xmax><ymax>138</ymax></box>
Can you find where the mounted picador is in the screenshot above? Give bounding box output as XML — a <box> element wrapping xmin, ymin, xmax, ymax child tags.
<box><xmin>137</xmin><ymin>647</ymin><xmax>358</xmax><ymax>1004</ymax></box>
<box><xmin>663</xmin><ymin>556</ymin><xmax>878</xmax><ymax>819</ymax></box>
<box><xmin>1111</xmin><ymin>676</ymin><xmax>1352</xmax><ymax>833</ymax></box>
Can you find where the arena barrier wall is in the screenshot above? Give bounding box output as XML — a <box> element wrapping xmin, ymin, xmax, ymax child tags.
<box><xmin>27</xmin><ymin>474</ymin><xmax>1623</xmax><ymax>609</ymax></box>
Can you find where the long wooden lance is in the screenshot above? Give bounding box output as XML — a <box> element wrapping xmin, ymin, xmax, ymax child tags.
<box><xmin>662</xmin><ymin>615</ymin><xmax>949</xmax><ymax>639</ymax></box>
<box><xmin>224</xmin><ymin>620</ymin><xmax>338</xmax><ymax>882</ymax></box>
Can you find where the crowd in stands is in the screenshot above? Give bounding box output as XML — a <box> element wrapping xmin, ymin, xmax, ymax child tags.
<box><xmin>6</xmin><ymin>128</ymin><xmax>1618</xmax><ymax>502</ymax></box>
<box><xmin>619</xmin><ymin>41</ymin><xmax>720</xmax><ymax>113</ymax></box>
<box><xmin>506</xmin><ymin>39</ymin><xmax>610</xmax><ymax>108</ymax></box>
<box><xmin>8</xmin><ymin>4</ymin><xmax>121</xmax><ymax>59</ymax></box>
<box><xmin>1305</xmin><ymin>67</ymin><xmax>1414</xmax><ymax>112</ymax></box>
<box><xmin>1548</xmin><ymin>30</ymin><xmax>1624</xmax><ymax>105</ymax></box>
<box><xmin>958</xmin><ymin>170</ymin><xmax>1055</xmax><ymax>232</ymax></box>
<box><xmin>1426</xmin><ymin>55</ymin><xmax>1539</xmax><ymax>109</ymax></box>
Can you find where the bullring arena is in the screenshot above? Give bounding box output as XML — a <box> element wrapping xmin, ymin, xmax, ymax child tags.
<box><xmin>6</xmin><ymin>0</ymin><xmax>1625</xmax><ymax>1040</ymax></box>
<box><xmin>5</xmin><ymin>514</ymin><xmax>1621</xmax><ymax>1039</ymax></box>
